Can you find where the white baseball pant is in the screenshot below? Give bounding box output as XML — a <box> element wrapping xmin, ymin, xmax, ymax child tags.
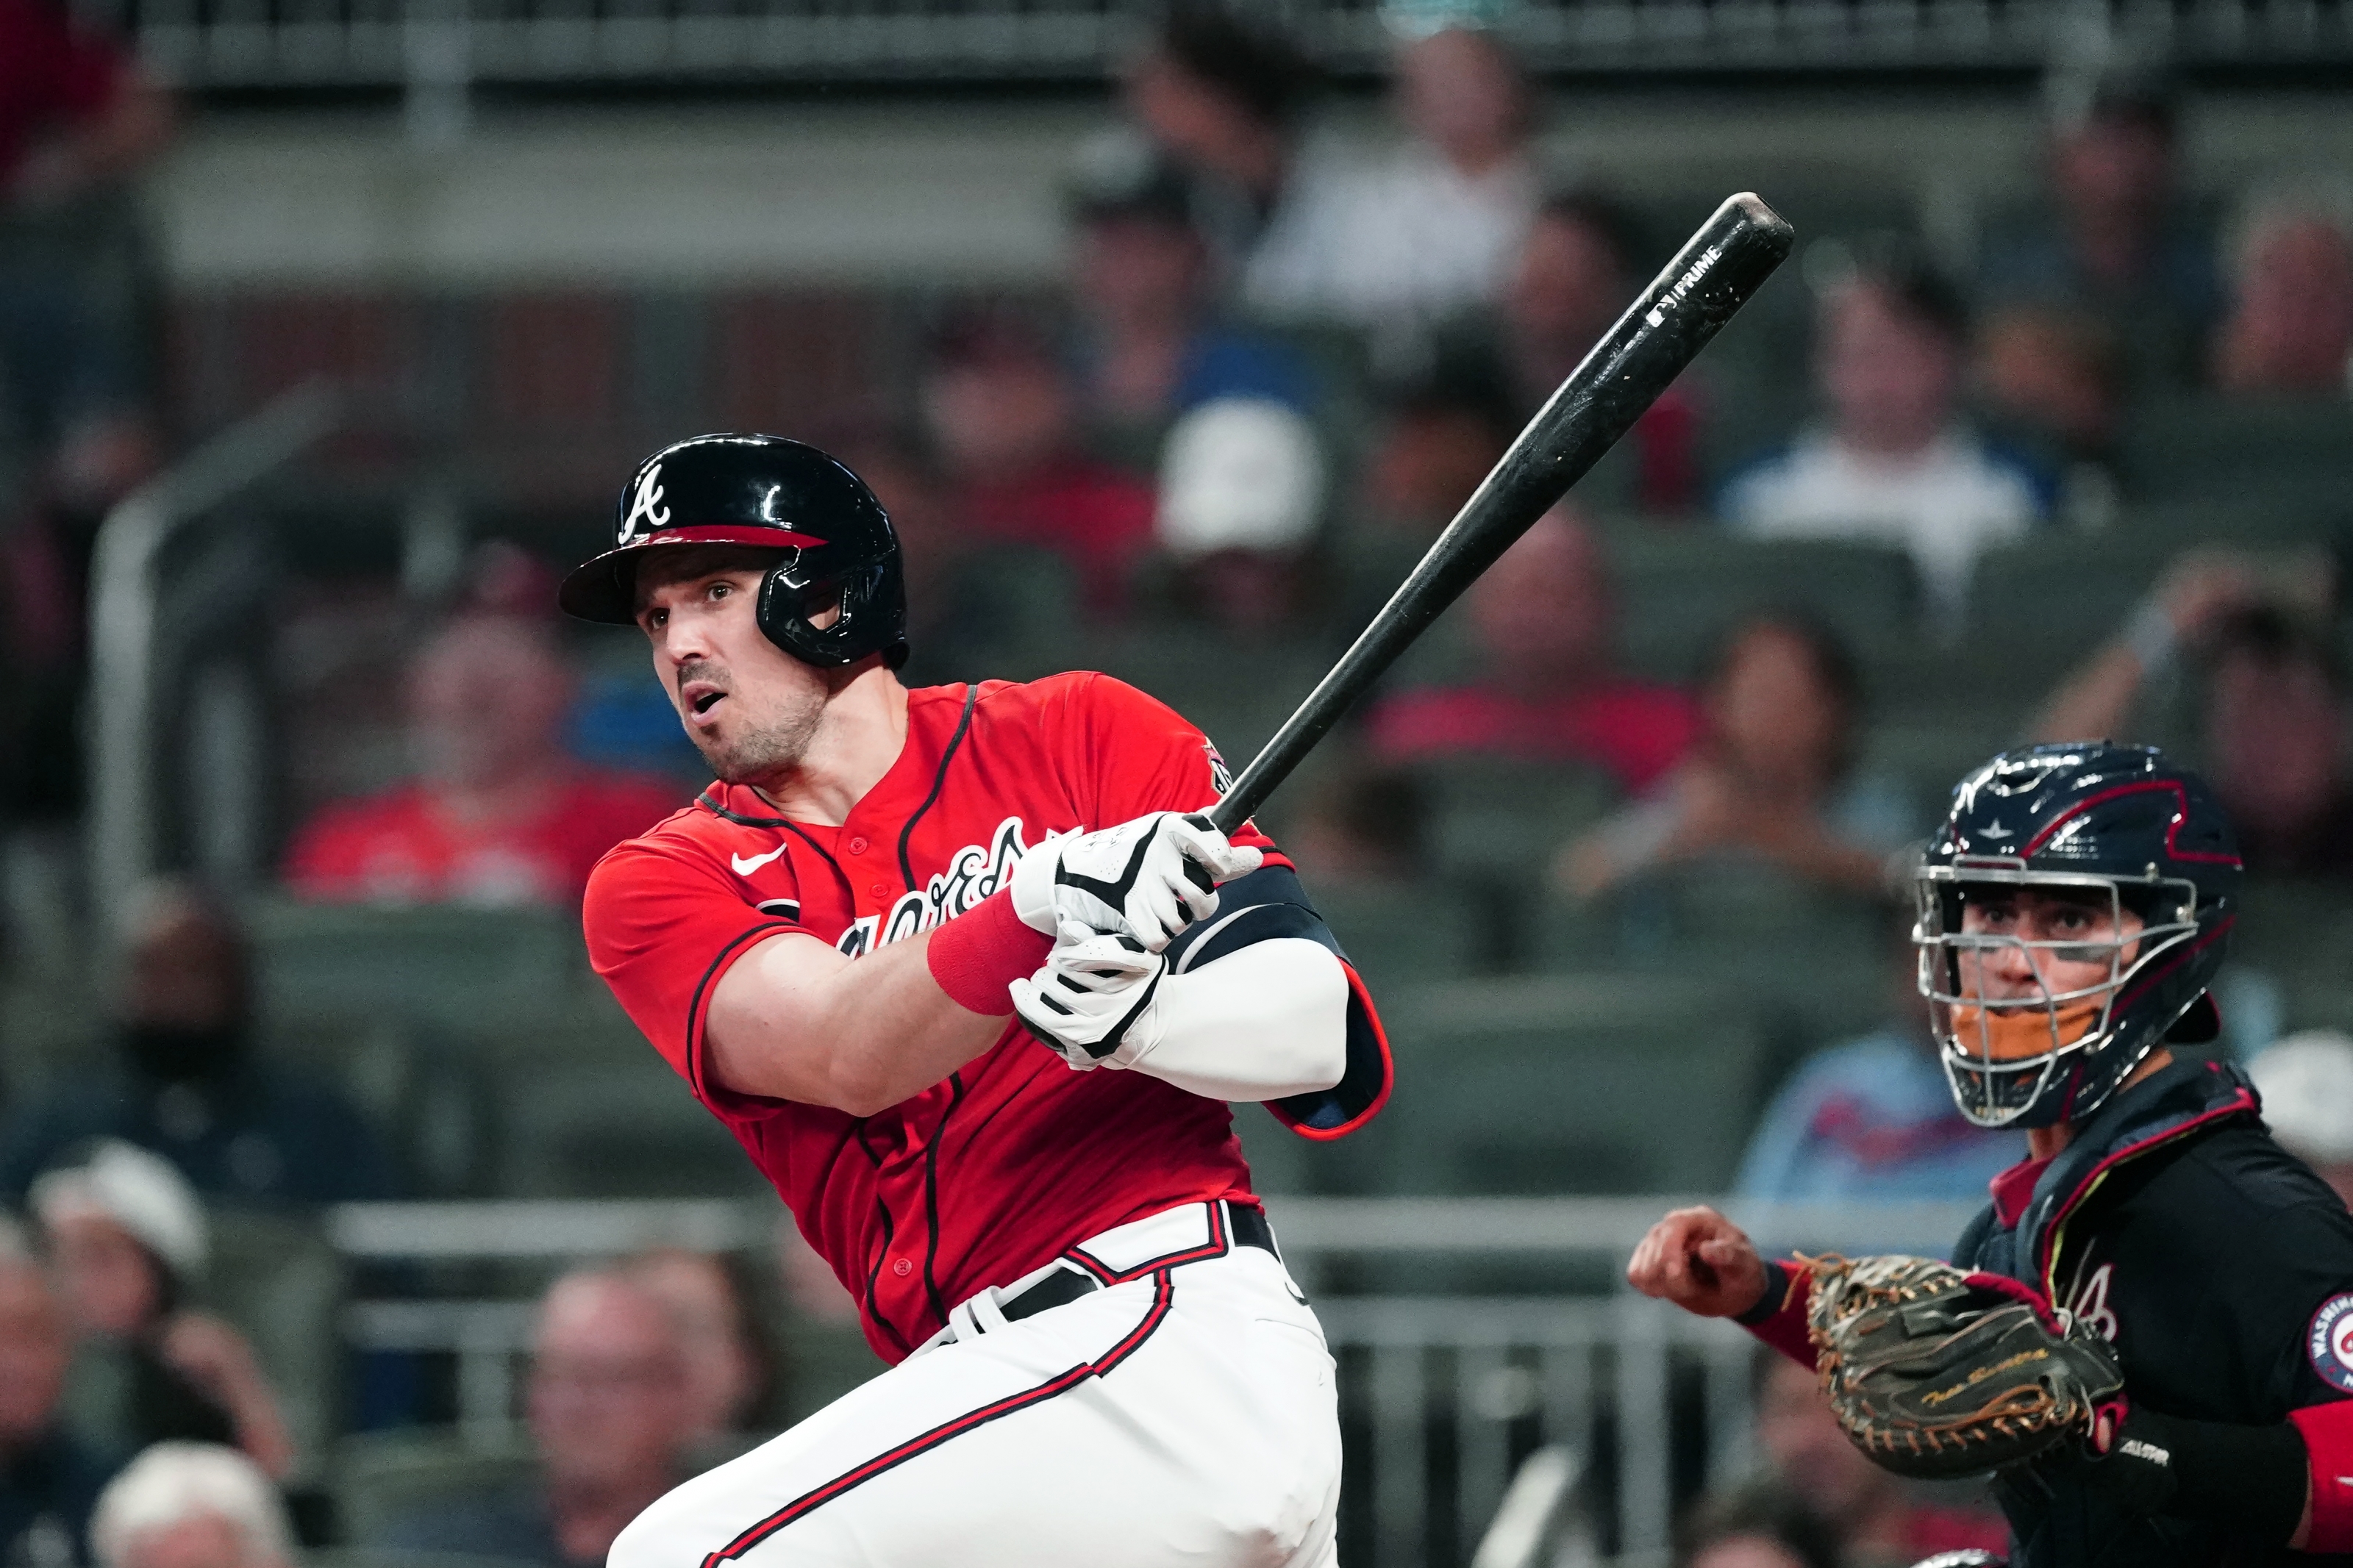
<box><xmin>608</xmin><ymin>1200</ymin><xmax>1343</xmax><ymax>1567</ymax></box>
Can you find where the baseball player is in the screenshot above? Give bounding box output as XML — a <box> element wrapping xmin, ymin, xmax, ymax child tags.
<box><xmin>1629</xmin><ymin>742</ymin><xmax>2353</xmax><ymax>1567</ymax></box>
<box><xmin>560</xmin><ymin>433</ymin><xmax>1391</xmax><ymax>1567</ymax></box>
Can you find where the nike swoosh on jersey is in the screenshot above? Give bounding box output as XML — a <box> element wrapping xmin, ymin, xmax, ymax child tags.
<box><xmin>731</xmin><ymin>845</ymin><xmax>788</xmax><ymax>876</ymax></box>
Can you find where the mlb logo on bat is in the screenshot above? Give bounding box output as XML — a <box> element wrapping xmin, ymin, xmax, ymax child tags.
<box><xmin>2306</xmin><ymin>1293</ymin><xmax>2353</xmax><ymax>1392</ymax></box>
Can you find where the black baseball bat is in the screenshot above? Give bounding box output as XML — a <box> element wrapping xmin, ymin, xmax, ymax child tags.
<box><xmin>1205</xmin><ymin>191</ymin><xmax>1793</xmax><ymax>838</ymax></box>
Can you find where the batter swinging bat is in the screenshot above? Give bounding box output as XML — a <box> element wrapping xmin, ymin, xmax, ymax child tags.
<box><xmin>1204</xmin><ymin>191</ymin><xmax>1794</xmax><ymax>839</ymax></box>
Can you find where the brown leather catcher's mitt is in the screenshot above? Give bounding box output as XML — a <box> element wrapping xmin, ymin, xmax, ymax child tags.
<box><xmin>1804</xmin><ymin>1253</ymin><xmax>2124</xmax><ymax>1480</ymax></box>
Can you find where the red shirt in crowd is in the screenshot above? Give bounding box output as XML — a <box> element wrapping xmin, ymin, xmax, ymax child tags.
<box><xmin>957</xmin><ymin>457</ymin><xmax>1157</xmax><ymax>615</ymax></box>
<box><xmin>0</xmin><ymin>0</ymin><xmax>128</xmax><ymax>182</ymax></box>
<box><xmin>582</xmin><ymin>674</ymin><xmax>1282</xmax><ymax>1361</ymax></box>
<box><xmin>285</xmin><ymin>770</ymin><xmax>682</xmax><ymax>907</ymax></box>
<box><xmin>1368</xmin><ymin>678</ymin><xmax>1704</xmax><ymax>796</ymax></box>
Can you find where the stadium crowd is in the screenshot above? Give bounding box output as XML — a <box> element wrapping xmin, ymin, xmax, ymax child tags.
<box><xmin>2</xmin><ymin>0</ymin><xmax>2352</xmax><ymax>1559</ymax></box>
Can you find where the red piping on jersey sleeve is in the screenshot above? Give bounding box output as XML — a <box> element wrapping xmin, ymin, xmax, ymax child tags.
<box><xmin>926</xmin><ymin>887</ymin><xmax>1053</xmax><ymax>1016</ymax></box>
<box><xmin>1265</xmin><ymin>959</ymin><xmax>1393</xmax><ymax>1141</ymax></box>
<box><xmin>2291</xmin><ymin>1403</ymin><xmax>2353</xmax><ymax>1551</ymax></box>
<box><xmin>1739</xmin><ymin>1260</ymin><xmax>1816</xmax><ymax>1367</ymax></box>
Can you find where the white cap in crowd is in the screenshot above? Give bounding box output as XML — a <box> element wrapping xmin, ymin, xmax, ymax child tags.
<box><xmin>29</xmin><ymin>1140</ymin><xmax>209</xmax><ymax>1276</ymax></box>
<box><xmin>90</xmin><ymin>1442</ymin><xmax>296</xmax><ymax>1568</ymax></box>
<box><xmin>2249</xmin><ymin>1030</ymin><xmax>2353</xmax><ymax>1165</ymax></box>
<box><xmin>1156</xmin><ymin>398</ymin><xmax>1327</xmax><ymax>560</ymax></box>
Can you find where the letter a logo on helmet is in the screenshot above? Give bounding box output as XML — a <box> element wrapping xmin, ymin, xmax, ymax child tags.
<box><xmin>559</xmin><ymin>432</ymin><xmax>910</xmax><ymax>671</ymax></box>
<box><xmin>621</xmin><ymin>462</ymin><xmax>671</xmax><ymax>542</ymax></box>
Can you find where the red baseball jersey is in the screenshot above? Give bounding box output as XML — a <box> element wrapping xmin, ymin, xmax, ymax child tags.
<box><xmin>584</xmin><ymin>672</ymin><xmax>1294</xmax><ymax>1361</ymax></box>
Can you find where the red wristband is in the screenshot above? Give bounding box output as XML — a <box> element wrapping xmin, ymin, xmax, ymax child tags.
<box><xmin>2292</xmin><ymin>1403</ymin><xmax>2353</xmax><ymax>1551</ymax></box>
<box><xmin>925</xmin><ymin>888</ymin><xmax>1054</xmax><ymax>1016</ymax></box>
<box><xmin>1736</xmin><ymin>1259</ymin><xmax>1816</xmax><ymax>1367</ymax></box>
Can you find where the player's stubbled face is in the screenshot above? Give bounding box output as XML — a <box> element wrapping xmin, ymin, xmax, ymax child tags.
<box><xmin>1956</xmin><ymin>887</ymin><xmax>2143</xmax><ymax>1007</ymax></box>
<box><xmin>636</xmin><ymin>565</ymin><xmax>834</xmax><ymax>785</ymax></box>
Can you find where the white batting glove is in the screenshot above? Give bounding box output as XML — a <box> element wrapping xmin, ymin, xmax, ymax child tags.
<box><xmin>1009</xmin><ymin>812</ymin><xmax>1262</xmax><ymax>953</ymax></box>
<box><xmin>1010</xmin><ymin>924</ymin><xmax>1168</xmax><ymax>1070</ymax></box>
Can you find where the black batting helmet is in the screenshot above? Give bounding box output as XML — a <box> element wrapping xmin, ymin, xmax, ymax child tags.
<box><xmin>558</xmin><ymin>432</ymin><xmax>909</xmax><ymax>670</ymax></box>
<box><xmin>1915</xmin><ymin>742</ymin><xmax>2240</xmax><ymax>1130</ymax></box>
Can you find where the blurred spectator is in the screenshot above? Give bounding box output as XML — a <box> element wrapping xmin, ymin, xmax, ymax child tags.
<box><xmin>1149</xmin><ymin>396</ymin><xmax>1327</xmax><ymax>640</ymax></box>
<box><xmin>1559</xmin><ymin>617</ymin><xmax>1913</xmax><ymax>901</ymax></box>
<box><xmin>374</xmin><ymin>1269</ymin><xmax>696</xmax><ymax>1567</ymax></box>
<box><xmin>1064</xmin><ymin>138</ymin><xmax>1315</xmax><ymax>468</ymax></box>
<box><xmin>1282</xmin><ymin>766</ymin><xmax>1430</xmax><ymax>887</ymax></box>
<box><xmin>1368</xmin><ymin>505</ymin><xmax>1702</xmax><ymax>794</ymax></box>
<box><xmin>30</xmin><ymin>1141</ymin><xmax>294</xmax><ymax>1480</ymax></box>
<box><xmin>1753</xmin><ymin>1350</ymin><xmax>2009</xmax><ymax>1567</ymax></box>
<box><xmin>1358</xmin><ymin>347</ymin><xmax>1519</xmax><ymax>544</ymax></box>
<box><xmin>1721</xmin><ymin>251</ymin><xmax>2046</xmax><ymax>625</ymax></box>
<box><xmin>0</xmin><ymin>0</ymin><xmax>174</xmax><ymax>879</ymax></box>
<box><xmin>2211</xmin><ymin>202</ymin><xmax>2353</xmax><ymax>397</ymax></box>
<box><xmin>0</xmin><ymin>0</ymin><xmax>171</xmax><ymax>505</ymax></box>
<box><xmin>1</xmin><ymin>1240</ymin><xmax>115</xmax><ymax>1567</ymax></box>
<box><xmin>622</xmin><ymin>1248</ymin><xmax>775</xmax><ymax>1452</ymax></box>
<box><xmin>283</xmin><ymin>611</ymin><xmax>681</xmax><ymax>905</ymax></box>
<box><xmin>1734</xmin><ymin>911</ymin><xmax>2025</xmax><ymax>1203</ymax></box>
<box><xmin>88</xmin><ymin>1444</ymin><xmax>294</xmax><ymax>1568</ymax></box>
<box><xmin>1676</xmin><ymin>1482</ymin><xmax>1841</xmax><ymax>1568</ymax></box>
<box><xmin>2031</xmin><ymin>567</ymin><xmax>2353</xmax><ymax>877</ymax></box>
<box><xmin>1488</xmin><ymin>189</ymin><xmax>1704</xmax><ymax>515</ymax></box>
<box><xmin>2249</xmin><ymin>1031</ymin><xmax>2353</xmax><ymax>1208</ymax></box>
<box><xmin>0</xmin><ymin>883</ymin><xmax>399</xmax><ymax>1207</ymax></box>
<box><xmin>1976</xmin><ymin>304</ymin><xmax>2127</xmax><ymax>523</ymax></box>
<box><xmin>1246</xmin><ymin>24</ymin><xmax>1538</xmax><ymax>327</ymax></box>
<box><xmin>1977</xmin><ymin>69</ymin><xmax>2219</xmax><ymax>390</ymax></box>
<box><xmin>921</xmin><ymin>305</ymin><xmax>1158</xmax><ymax>615</ymax></box>
<box><xmin>1120</xmin><ymin>1</ymin><xmax>1340</xmax><ymax>308</ymax></box>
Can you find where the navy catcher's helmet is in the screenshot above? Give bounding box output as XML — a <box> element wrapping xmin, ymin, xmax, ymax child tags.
<box><xmin>1915</xmin><ymin>742</ymin><xmax>2240</xmax><ymax>1129</ymax></box>
<box><xmin>558</xmin><ymin>433</ymin><xmax>908</xmax><ymax>670</ymax></box>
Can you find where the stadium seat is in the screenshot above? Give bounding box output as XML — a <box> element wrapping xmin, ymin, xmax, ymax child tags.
<box><xmin>209</xmin><ymin>1211</ymin><xmax>346</xmax><ymax>1485</ymax></box>
<box><xmin>481</xmin><ymin>1020</ymin><xmax>764</xmax><ymax>1198</ymax></box>
<box><xmin>1422</xmin><ymin>757</ymin><xmax>1620</xmax><ymax>895</ymax></box>
<box><xmin>1965</xmin><ymin>534</ymin><xmax>2169</xmax><ymax>669</ymax></box>
<box><xmin>1310</xmin><ymin>880</ymin><xmax>1485</xmax><ymax>987</ymax></box>
<box><xmin>1604</xmin><ymin>535</ymin><xmax>1919</xmax><ymax>682</ymax></box>
<box><xmin>251</xmin><ymin>901</ymin><xmax>588</xmax><ymax>1031</ymax></box>
<box><xmin>2120</xmin><ymin>398</ymin><xmax>2353</xmax><ymax>509</ymax></box>
<box><xmin>1085</xmin><ymin>629</ymin><xmax>1336</xmax><ymax>766</ymax></box>
<box><xmin>1357</xmin><ymin>974</ymin><xmax>1769</xmax><ymax>1195</ymax></box>
<box><xmin>332</xmin><ymin>1430</ymin><xmax>538</xmax><ymax>1548</ymax></box>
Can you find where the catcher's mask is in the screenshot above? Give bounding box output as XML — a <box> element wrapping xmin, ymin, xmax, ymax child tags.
<box><xmin>1915</xmin><ymin>742</ymin><xmax>2239</xmax><ymax>1130</ymax></box>
<box><xmin>559</xmin><ymin>432</ymin><xmax>909</xmax><ymax>671</ymax></box>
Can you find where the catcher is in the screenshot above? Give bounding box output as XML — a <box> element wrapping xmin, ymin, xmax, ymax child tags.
<box><xmin>1630</xmin><ymin>742</ymin><xmax>2353</xmax><ymax>1567</ymax></box>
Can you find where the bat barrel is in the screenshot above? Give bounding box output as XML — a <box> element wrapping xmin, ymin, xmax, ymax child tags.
<box><xmin>1207</xmin><ymin>192</ymin><xmax>1793</xmax><ymax>838</ymax></box>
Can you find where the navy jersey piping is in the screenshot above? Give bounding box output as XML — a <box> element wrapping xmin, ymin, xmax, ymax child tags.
<box><xmin>682</xmin><ymin>921</ymin><xmax>797</xmax><ymax>1100</ymax></box>
<box><xmin>851</xmin><ymin>1123</ymin><xmax>915</xmax><ymax>1357</ymax></box>
<box><xmin>898</xmin><ymin>684</ymin><xmax>979</xmax><ymax>889</ymax></box>
<box><xmin>921</xmin><ymin>1071</ymin><xmax>969</xmax><ymax>1332</ymax></box>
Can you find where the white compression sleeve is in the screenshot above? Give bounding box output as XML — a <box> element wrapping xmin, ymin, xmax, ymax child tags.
<box><xmin>1121</xmin><ymin>937</ymin><xmax>1349</xmax><ymax>1101</ymax></box>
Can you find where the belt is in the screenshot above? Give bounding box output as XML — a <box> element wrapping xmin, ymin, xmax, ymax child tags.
<box><xmin>993</xmin><ymin>1200</ymin><xmax>1280</xmax><ymax>1328</ymax></box>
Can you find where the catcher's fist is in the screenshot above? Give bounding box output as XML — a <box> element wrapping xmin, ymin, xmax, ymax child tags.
<box><xmin>1010</xmin><ymin>812</ymin><xmax>1262</xmax><ymax>952</ymax></box>
<box><xmin>1627</xmin><ymin>1206</ymin><xmax>1771</xmax><ymax>1318</ymax></box>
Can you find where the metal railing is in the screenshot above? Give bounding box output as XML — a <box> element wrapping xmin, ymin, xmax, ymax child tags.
<box><xmin>85</xmin><ymin>384</ymin><xmax>342</xmax><ymax>931</ymax></box>
<box><xmin>329</xmin><ymin>1195</ymin><xmax>1979</xmax><ymax>1567</ymax></box>
<box><xmin>77</xmin><ymin>0</ymin><xmax>2353</xmax><ymax>97</ymax></box>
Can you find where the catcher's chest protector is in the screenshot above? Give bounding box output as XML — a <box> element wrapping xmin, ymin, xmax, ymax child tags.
<box><xmin>1956</xmin><ymin>1060</ymin><xmax>2315</xmax><ymax>1568</ymax></box>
